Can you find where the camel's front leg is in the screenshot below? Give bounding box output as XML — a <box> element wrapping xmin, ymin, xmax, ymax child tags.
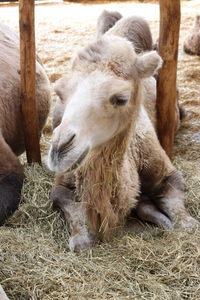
<box><xmin>136</xmin><ymin>127</ymin><xmax>199</xmax><ymax>229</ymax></box>
<box><xmin>138</xmin><ymin>169</ymin><xmax>198</xmax><ymax>229</ymax></box>
<box><xmin>136</xmin><ymin>195</ymin><xmax>173</xmax><ymax>229</ymax></box>
<box><xmin>51</xmin><ymin>184</ymin><xmax>94</xmax><ymax>251</ymax></box>
<box><xmin>154</xmin><ymin>170</ymin><xmax>198</xmax><ymax>229</ymax></box>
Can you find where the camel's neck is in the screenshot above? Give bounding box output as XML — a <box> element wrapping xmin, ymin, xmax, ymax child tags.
<box><xmin>76</xmin><ymin>82</ymin><xmax>142</xmax><ymax>239</ymax></box>
<box><xmin>76</xmin><ymin>122</ymin><xmax>134</xmax><ymax>239</ymax></box>
<box><xmin>78</xmin><ymin>122</ymin><xmax>133</xmax><ymax>184</ymax></box>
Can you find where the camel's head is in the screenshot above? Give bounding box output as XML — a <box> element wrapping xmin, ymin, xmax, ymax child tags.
<box><xmin>48</xmin><ymin>35</ymin><xmax>162</xmax><ymax>173</ymax></box>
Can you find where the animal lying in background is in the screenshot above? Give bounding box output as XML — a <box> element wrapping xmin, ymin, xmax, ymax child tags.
<box><xmin>0</xmin><ymin>24</ymin><xmax>51</xmax><ymax>225</ymax></box>
<box><xmin>183</xmin><ymin>15</ymin><xmax>200</xmax><ymax>55</ymax></box>
<box><xmin>48</xmin><ymin>12</ymin><xmax>198</xmax><ymax>251</ymax></box>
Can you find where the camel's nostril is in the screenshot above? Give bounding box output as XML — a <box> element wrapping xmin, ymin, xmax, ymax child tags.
<box><xmin>58</xmin><ymin>134</ymin><xmax>76</xmax><ymax>155</ymax></box>
<box><xmin>51</xmin><ymin>134</ymin><xmax>76</xmax><ymax>164</ymax></box>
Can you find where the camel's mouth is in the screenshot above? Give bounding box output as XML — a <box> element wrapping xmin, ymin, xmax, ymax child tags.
<box><xmin>66</xmin><ymin>147</ymin><xmax>89</xmax><ymax>172</ymax></box>
<box><xmin>47</xmin><ymin>145</ymin><xmax>89</xmax><ymax>173</ymax></box>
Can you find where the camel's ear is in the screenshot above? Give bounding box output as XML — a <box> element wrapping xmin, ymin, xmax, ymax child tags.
<box><xmin>54</xmin><ymin>76</ymin><xmax>68</xmax><ymax>102</ymax></box>
<box><xmin>134</xmin><ymin>51</ymin><xmax>163</xmax><ymax>78</ymax></box>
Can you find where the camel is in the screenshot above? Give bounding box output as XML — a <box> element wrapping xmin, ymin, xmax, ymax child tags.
<box><xmin>47</xmin><ymin>14</ymin><xmax>198</xmax><ymax>251</ymax></box>
<box><xmin>0</xmin><ymin>24</ymin><xmax>51</xmax><ymax>225</ymax></box>
<box><xmin>183</xmin><ymin>15</ymin><xmax>200</xmax><ymax>55</ymax></box>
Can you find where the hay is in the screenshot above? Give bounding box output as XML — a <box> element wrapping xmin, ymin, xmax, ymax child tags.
<box><xmin>0</xmin><ymin>164</ymin><xmax>199</xmax><ymax>300</ymax></box>
<box><xmin>0</xmin><ymin>1</ymin><xmax>200</xmax><ymax>299</ymax></box>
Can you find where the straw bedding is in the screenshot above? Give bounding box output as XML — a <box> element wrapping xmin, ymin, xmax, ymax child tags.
<box><xmin>0</xmin><ymin>1</ymin><xmax>199</xmax><ymax>299</ymax></box>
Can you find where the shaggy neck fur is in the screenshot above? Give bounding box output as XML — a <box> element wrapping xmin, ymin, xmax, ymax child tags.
<box><xmin>76</xmin><ymin>83</ymin><xmax>141</xmax><ymax>240</ymax></box>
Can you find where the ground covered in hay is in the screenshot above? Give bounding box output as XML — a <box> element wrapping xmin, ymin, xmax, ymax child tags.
<box><xmin>0</xmin><ymin>1</ymin><xmax>200</xmax><ymax>299</ymax></box>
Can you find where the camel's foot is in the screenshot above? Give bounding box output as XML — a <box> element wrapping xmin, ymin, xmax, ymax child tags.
<box><xmin>69</xmin><ymin>232</ymin><xmax>94</xmax><ymax>252</ymax></box>
<box><xmin>174</xmin><ymin>214</ymin><xmax>199</xmax><ymax>229</ymax></box>
<box><xmin>136</xmin><ymin>198</ymin><xmax>173</xmax><ymax>230</ymax></box>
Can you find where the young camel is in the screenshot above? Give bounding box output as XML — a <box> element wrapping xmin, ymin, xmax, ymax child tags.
<box><xmin>48</xmin><ymin>17</ymin><xmax>198</xmax><ymax>252</ymax></box>
<box><xmin>0</xmin><ymin>24</ymin><xmax>51</xmax><ymax>225</ymax></box>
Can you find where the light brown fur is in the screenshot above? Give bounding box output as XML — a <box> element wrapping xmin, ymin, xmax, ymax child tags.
<box><xmin>0</xmin><ymin>24</ymin><xmax>51</xmax><ymax>224</ymax></box>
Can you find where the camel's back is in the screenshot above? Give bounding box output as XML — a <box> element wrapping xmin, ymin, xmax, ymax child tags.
<box><xmin>0</xmin><ymin>24</ymin><xmax>50</xmax><ymax>155</ymax></box>
<box><xmin>0</xmin><ymin>25</ymin><xmax>20</xmax><ymax>84</ymax></box>
<box><xmin>0</xmin><ymin>25</ymin><xmax>20</xmax><ymax>97</ymax></box>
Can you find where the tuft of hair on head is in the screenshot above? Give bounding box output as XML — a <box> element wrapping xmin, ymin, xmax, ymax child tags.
<box><xmin>76</xmin><ymin>39</ymin><xmax>105</xmax><ymax>63</ymax></box>
<box><xmin>134</xmin><ymin>51</ymin><xmax>163</xmax><ymax>78</ymax></box>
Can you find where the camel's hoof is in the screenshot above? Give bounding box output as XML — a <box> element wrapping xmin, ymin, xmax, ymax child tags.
<box><xmin>175</xmin><ymin>215</ymin><xmax>199</xmax><ymax>229</ymax></box>
<box><xmin>156</xmin><ymin>214</ymin><xmax>173</xmax><ymax>230</ymax></box>
<box><xmin>136</xmin><ymin>200</ymin><xmax>173</xmax><ymax>230</ymax></box>
<box><xmin>69</xmin><ymin>233</ymin><xmax>93</xmax><ymax>252</ymax></box>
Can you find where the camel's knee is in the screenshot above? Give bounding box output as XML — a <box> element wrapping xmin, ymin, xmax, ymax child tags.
<box><xmin>155</xmin><ymin>171</ymin><xmax>198</xmax><ymax>229</ymax></box>
<box><xmin>51</xmin><ymin>184</ymin><xmax>94</xmax><ymax>251</ymax></box>
<box><xmin>0</xmin><ymin>135</ymin><xmax>24</xmax><ymax>225</ymax></box>
<box><xmin>0</xmin><ymin>172</ymin><xmax>24</xmax><ymax>225</ymax></box>
<box><xmin>165</xmin><ymin>170</ymin><xmax>184</xmax><ymax>192</ymax></box>
<box><xmin>157</xmin><ymin>170</ymin><xmax>185</xmax><ymax>207</ymax></box>
<box><xmin>136</xmin><ymin>196</ymin><xmax>173</xmax><ymax>229</ymax></box>
<box><xmin>51</xmin><ymin>184</ymin><xmax>74</xmax><ymax>210</ymax></box>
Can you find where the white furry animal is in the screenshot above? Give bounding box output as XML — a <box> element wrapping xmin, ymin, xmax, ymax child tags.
<box><xmin>47</xmin><ymin>15</ymin><xmax>197</xmax><ymax>251</ymax></box>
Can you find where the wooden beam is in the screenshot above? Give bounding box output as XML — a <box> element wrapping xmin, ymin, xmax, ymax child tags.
<box><xmin>19</xmin><ymin>0</ymin><xmax>41</xmax><ymax>163</ymax></box>
<box><xmin>156</xmin><ymin>0</ymin><xmax>180</xmax><ymax>158</ymax></box>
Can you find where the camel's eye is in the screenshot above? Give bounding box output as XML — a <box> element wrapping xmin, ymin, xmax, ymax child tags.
<box><xmin>110</xmin><ymin>95</ymin><xmax>128</xmax><ymax>107</ymax></box>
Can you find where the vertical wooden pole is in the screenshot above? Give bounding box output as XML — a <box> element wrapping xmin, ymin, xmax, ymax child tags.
<box><xmin>156</xmin><ymin>0</ymin><xmax>180</xmax><ymax>158</ymax></box>
<box><xmin>19</xmin><ymin>0</ymin><xmax>41</xmax><ymax>163</ymax></box>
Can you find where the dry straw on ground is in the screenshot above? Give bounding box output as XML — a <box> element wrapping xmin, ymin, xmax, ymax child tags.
<box><xmin>0</xmin><ymin>1</ymin><xmax>200</xmax><ymax>299</ymax></box>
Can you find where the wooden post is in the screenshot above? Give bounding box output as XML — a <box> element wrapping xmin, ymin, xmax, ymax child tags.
<box><xmin>19</xmin><ymin>0</ymin><xmax>41</xmax><ymax>163</ymax></box>
<box><xmin>156</xmin><ymin>0</ymin><xmax>180</xmax><ymax>158</ymax></box>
